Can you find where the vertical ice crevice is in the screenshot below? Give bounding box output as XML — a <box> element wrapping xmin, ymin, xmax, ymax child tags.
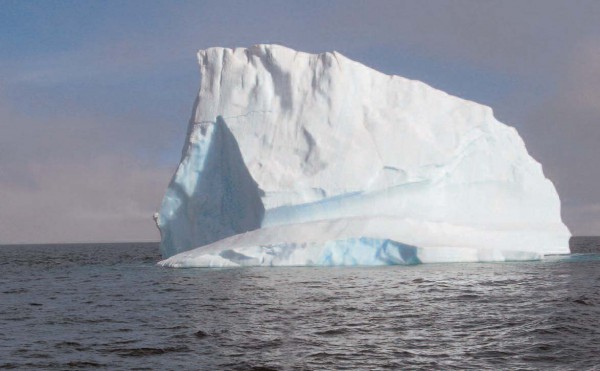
<box><xmin>156</xmin><ymin>116</ymin><xmax>264</xmax><ymax>258</ymax></box>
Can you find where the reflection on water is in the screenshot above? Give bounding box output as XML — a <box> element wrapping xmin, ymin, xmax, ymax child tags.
<box><xmin>0</xmin><ymin>238</ymin><xmax>599</xmax><ymax>369</ymax></box>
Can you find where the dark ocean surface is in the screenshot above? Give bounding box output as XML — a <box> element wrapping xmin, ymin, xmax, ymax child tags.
<box><xmin>1</xmin><ymin>237</ymin><xmax>599</xmax><ymax>370</ymax></box>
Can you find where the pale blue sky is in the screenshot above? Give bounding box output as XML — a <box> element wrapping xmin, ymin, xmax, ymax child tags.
<box><xmin>1</xmin><ymin>0</ymin><xmax>599</xmax><ymax>242</ymax></box>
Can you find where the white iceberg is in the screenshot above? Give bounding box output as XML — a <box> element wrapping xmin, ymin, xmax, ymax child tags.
<box><xmin>155</xmin><ymin>44</ymin><xmax>570</xmax><ymax>267</ymax></box>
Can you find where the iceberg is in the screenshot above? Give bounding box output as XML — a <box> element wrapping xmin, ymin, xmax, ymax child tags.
<box><xmin>155</xmin><ymin>44</ymin><xmax>570</xmax><ymax>267</ymax></box>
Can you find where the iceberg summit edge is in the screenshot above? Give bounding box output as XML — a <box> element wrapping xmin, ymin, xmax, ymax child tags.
<box><xmin>155</xmin><ymin>44</ymin><xmax>570</xmax><ymax>268</ymax></box>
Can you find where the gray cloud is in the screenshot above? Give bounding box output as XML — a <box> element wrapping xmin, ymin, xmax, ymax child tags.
<box><xmin>0</xmin><ymin>154</ymin><xmax>170</xmax><ymax>243</ymax></box>
<box><xmin>0</xmin><ymin>86</ymin><xmax>174</xmax><ymax>243</ymax></box>
<box><xmin>325</xmin><ymin>1</ymin><xmax>600</xmax><ymax>75</ymax></box>
<box><xmin>519</xmin><ymin>41</ymin><xmax>600</xmax><ymax>234</ymax></box>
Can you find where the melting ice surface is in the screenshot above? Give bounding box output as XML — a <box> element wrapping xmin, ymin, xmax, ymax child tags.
<box><xmin>155</xmin><ymin>44</ymin><xmax>571</xmax><ymax>268</ymax></box>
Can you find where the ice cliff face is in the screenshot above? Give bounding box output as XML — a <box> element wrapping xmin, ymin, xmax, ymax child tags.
<box><xmin>155</xmin><ymin>44</ymin><xmax>571</xmax><ymax>267</ymax></box>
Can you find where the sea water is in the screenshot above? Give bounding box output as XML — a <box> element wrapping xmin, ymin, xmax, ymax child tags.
<box><xmin>1</xmin><ymin>238</ymin><xmax>599</xmax><ymax>369</ymax></box>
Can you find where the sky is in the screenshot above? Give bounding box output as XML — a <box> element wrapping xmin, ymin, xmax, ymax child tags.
<box><xmin>1</xmin><ymin>0</ymin><xmax>599</xmax><ymax>243</ymax></box>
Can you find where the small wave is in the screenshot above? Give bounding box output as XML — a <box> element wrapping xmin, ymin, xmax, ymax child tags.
<box><xmin>314</xmin><ymin>328</ymin><xmax>349</xmax><ymax>336</ymax></box>
<box><xmin>105</xmin><ymin>346</ymin><xmax>190</xmax><ymax>357</ymax></box>
<box><xmin>65</xmin><ymin>361</ymin><xmax>105</xmax><ymax>368</ymax></box>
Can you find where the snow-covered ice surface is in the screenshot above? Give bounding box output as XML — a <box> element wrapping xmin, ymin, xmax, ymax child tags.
<box><xmin>156</xmin><ymin>44</ymin><xmax>570</xmax><ymax>267</ymax></box>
